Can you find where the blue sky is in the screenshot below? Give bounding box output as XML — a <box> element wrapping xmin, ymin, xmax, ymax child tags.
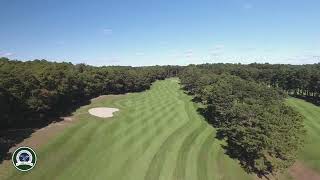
<box><xmin>0</xmin><ymin>0</ymin><xmax>320</xmax><ymax>66</ymax></box>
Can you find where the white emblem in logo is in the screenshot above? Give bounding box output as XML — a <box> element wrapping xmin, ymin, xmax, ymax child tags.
<box><xmin>12</xmin><ymin>147</ymin><xmax>37</xmax><ymax>171</ymax></box>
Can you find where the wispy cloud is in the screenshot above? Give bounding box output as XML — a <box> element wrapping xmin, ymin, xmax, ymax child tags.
<box><xmin>313</xmin><ymin>55</ymin><xmax>320</xmax><ymax>59</ymax></box>
<box><xmin>135</xmin><ymin>52</ymin><xmax>145</xmax><ymax>56</ymax></box>
<box><xmin>210</xmin><ymin>44</ymin><xmax>225</xmax><ymax>56</ymax></box>
<box><xmin>91</xmin><ymin>56</ymin><xmax>122</xmax><ymax>66</ymax></box>
<box><xmin>241</xmin><ymin>47</ymin><xmax>257</xmax><ymax>52</ymax></box>
<box><xmin>106</xmin><ymin>56</ymin><xmax>120</xmax><ymax>63</ymax></box>
<box><xmin>213</xmin><ymin>44</ymin><xmax>225</xmax><ymax>50</ymax></box>
<box><xmin>0</xmin><ymin>51</ymin><xmax>14</xmax><ymax>57</ymax></box>
<box><xmin>281</xmin><ymin>54</ymin><xmax>320</xmax><ymax>64</ymax></box>
<box><xmin>103</xmin><ymin>28</ymin><xmax>113</xmax><ymax>35</ymax></box>
<box><xmin>211</xmin><ymin>52</ymin><xmax>222</xmax><ymax>57</ymax></box>
<box><xmin>168</xmin><ymin>51</ymin><xmax>180</xmax><ymax>58</ymax></box>
<box><xmin>184</xmin><ymin>50</ymin><xmax>193</xmax><ymax>58</ymax></box>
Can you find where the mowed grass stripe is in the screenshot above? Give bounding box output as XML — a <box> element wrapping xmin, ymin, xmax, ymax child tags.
<box><xmin>3</xmin><ymin>122</ymin><xmax>87</xmax><ymax>179</ymax></box>
<box><xmin>116</xmin><ymin>80</ymin><xmax>188</xmax><ymax>180</ymax></box>
<box><xmin>91</xmin><ymin>79</ymin><xmax>187</xmax><ymax>180</ymax></box>
<box><xmin>197</xmin><ymin>132</ymin><xmax>218</xmax><ymax>180</ymax></box>
<box><xmin>287</xmin><ymin>97</ymin><xmax>320</xmax><ymax>172</ymax></box>
<box><xmin>173</xmin><ymin>123</ymin><xmax>207</xmax><ymax>180</ymax></box>
<box><xmin>55</xmin><ymin>121</ymin><xmax>114</xmax><ymax>179</ymax></box>
<box><xmin>3</xmin><ymin>78</ymin><xmax>251</xmax><ymax>180</ymax></box>
<box><xmin>97</xmin><ymin>113</ymin><xmax>183</xmax><ymax>179</ymax></box>
<box><xmin>173</xmin><ymin>93</ymin><xmax>210</xmax><ymax>180</ymax></box>
<box><xmin>287</xmin><ymin>99</ymin><xmax>320</xmax><ymax>139</ymax></box>
<box><xmin>289</xmin><ymin>100</ymin><xmax>320</xmax><ymax>136</ymax></box>
<box><xmin>91</xmin><ymin>95</ymin><xmax>180</xmax><ymax>178</ymax></box>
<box><xmin>144</xmin><ymin>91</ymin><xmax>193</xmax><ymax>179</ymax></box>
<box><xmin>8</xmin><ymin>120</ymin><xmax>101</xmax><ymax>180</ymax></box>
<box><xmin>185</xmin><ymin>126</ymin><xmax>213</xmax><ymax>180</ymax></box>
<box><xmin>159</xmin><ymin>84</ymin><xmax>207</xmax><ymax>180</ymax></box>
<box><xmin>88</xmin><ymin>91</ymin><xmax>177</xmax><ymax>155</ymax></box>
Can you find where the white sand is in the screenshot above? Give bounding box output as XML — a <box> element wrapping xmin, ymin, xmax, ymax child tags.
<box><xmin>88</xmin><ymin>107</ymin><xmax>119</xmax><ymax>118</ymax></box>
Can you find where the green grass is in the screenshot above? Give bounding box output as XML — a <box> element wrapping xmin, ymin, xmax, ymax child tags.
<box><xmin>286</xmin><ymin>97</ymin><xmax>320</xmax><ymax>172</ymax></box>
<box><xmin>1</xmin><ymin>78</ymin><xmax>251</xmax><ymax>180</ymax></box>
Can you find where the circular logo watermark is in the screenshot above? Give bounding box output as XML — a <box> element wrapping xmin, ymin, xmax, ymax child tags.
<box><xmin>12</xmin><ymin>147</ymin><xmax>37</xmax><ymax>172</ymax></box>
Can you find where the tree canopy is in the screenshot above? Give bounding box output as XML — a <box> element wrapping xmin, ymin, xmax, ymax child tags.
<box><xmin>179</xmin><ymin>65</ymin><xmax>306</xmax><ymax>176</ymax></box>
<box><xmin>0</xmin><ymin>58</ymin><xmax>180</xmax><ymax>129</ymax></box>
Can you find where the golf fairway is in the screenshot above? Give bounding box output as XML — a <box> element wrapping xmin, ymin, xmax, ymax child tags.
<box><xmin>1</xmin><ymin>78</ymin><xmax>252</xmax><ymax>180</ymax></box>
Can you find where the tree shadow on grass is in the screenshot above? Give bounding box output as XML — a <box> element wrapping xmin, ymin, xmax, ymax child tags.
<box><xmin>196</xmin><ymin>107</ymin><xmax>225</xmax><ymax>140</ymax></box>
<box><xmin>291</xmin><ymin>95</ymin><xmax>320</xmax><ymax>106</ymax></box>
<box><xmin>0</xmin><ymin>128</ymin><xmax>35</xmax><ymax>163</ymax></box>
<box><xmin>196</xmin><ymin>106</ymin><xmax>271</xmax><ymax>179</ymax></box>
<box><xmin>0</xmin><ymin>99</ymin><xmax>91</xmax><ymax>164</ymax></box>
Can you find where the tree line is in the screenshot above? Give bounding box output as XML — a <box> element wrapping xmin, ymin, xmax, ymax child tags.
<box><xmin>178</xmin><ymin>65</ymin><xmax>306</xmax><ymax>177</ymax></box>
<box><xmin>0</xmin><ymin>58</ymin><xmax>180</xmax><ymax>129</ymax></box>
<box><xmin>194</xmin><ymin>63</ymin><xmax>320</xmax><ymax>98</ymax></box>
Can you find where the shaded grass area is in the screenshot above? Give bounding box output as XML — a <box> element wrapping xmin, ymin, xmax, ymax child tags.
<box><xmin>0</xmin><ymin>99</ymin><xmax>91</xmax><ymax>164</ymax></box>
<box><xmin>0</xmin><ymin>129</ymin><xmax>34</xmax><ymax>163</ymax></box>
<box><xmin>291</xmin><ymin>95</ymin><xmax>320</xmax><ymax>106</ymax></box>
<box><xmin>286</xmin><ymin>97</ymin><xmax>320</xmax><ymax>172</ymax></box>
<box><xmin>0</xmin><ymin>78</ymin><xmax>252</xmax><ymax>180</ymax></box>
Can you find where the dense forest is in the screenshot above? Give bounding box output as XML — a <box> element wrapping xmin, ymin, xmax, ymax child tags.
<box><xmin>178</xmin><ymin>63</ymin><xmax>320</xmax><ymax>177</ymax></box>
<box><xmin>0</xmin><ymin>58</ymin><xmax>179</xmax><ymax>129</ymax></box>
<box><xmin>194</xmin><ymin>63</ymin><xmax>320</xmax><ymax>99</ymax></box>
<box><xmin>2</xmin><ymin>58</ymin><xmax>320</xmax><ymax>177</ymax></box>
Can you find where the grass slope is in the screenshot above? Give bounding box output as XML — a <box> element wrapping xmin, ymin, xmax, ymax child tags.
<box><xmin>287</xmin><ymin>97</ymin><xmax>320</xmax><ymax>172</ymax></box>
<box><xmin>1</xmin><ymin>78</ymin><xmax>251</xmax><ymax>180</ymax></box>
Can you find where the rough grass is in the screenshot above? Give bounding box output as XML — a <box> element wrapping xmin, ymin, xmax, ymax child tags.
<box><xmin>286</xmin><ymin>97</ymin><xmax>320</xmax><ymax>172</ymax></box>
<box><xmin>0</xmin><ymin>78</ymin><xmax>251</xmax><ymax>180</ymax></box>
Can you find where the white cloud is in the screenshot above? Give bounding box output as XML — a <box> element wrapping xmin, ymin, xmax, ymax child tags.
<box><xmin>272</xmin><ymin>54</ymin><xmax>320</xmax><ymax>64</ymax></box>
<box><xmin>0</xmin><ymin>51</ymin><xmax>14</xmax><ymax>57</ymax></box>
<box><xmin>103</xmin><ymin>28</ymin><xmax>113</xmax><ymax>35</ymax></box>
<box><xmin>313</xmin><ymin>55</ymin><xmax>320</xmax><ymax>59</ymax></box>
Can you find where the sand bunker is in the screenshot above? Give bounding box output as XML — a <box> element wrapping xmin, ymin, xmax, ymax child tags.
<box><xmin>88</xmin><ymin>107</ymin><xmax>119</xmax><ymax>118</ymax></box>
